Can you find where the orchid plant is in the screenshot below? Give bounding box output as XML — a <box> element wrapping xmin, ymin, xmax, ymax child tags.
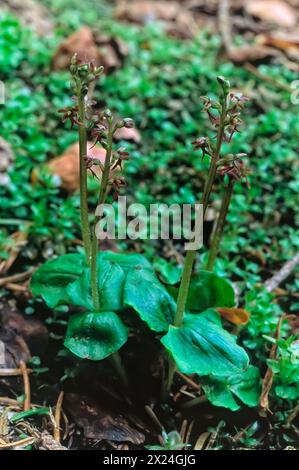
<box><xmin>31</xmin><ymin>61</ymin><xmax>260</xmax><ymax>410</ymax></box>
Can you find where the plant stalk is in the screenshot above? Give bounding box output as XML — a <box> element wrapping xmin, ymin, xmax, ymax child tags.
<box><xmin>206</xmin><ymin>178</ymin><xmax>234</xmax><ymax>271</ymax></box>
<box><xmin>78</xmin><ymin>93</ymin><xmax>91</xmax><ymax>264</ymax></box>
<box><xmin>163</xmin><ymin>102</ymin><xmax>227</xmax><ymax>399</ymax></box>
<box><xmin>90</xmin><ymin>123</ymin><xmax>113</xmax><ymax>311</ymax></box>
<box><xmin>174</xmin><ymin>104</ymin><xmax>227</xmax><ymax>328</ymax></box>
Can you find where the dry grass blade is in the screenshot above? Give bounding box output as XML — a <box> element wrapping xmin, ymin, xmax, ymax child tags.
<box><xmin>0</xmin><ymin>436</ymin><xmax>35</xmax><ymax>450</ymax></box>
<box><xmin>54</xmin><ymin>391</ymin><xmax>64</xmax><ymax>443</ymax></box>
<box><xmin>194</xmin><ymin>431</ymin><xmax>211</xmax><ymax>450</ymax></box>
<box><xmin>19</xmin><ymin>361</ymin><xmax>31</xmax><ymax>411</ymax></box>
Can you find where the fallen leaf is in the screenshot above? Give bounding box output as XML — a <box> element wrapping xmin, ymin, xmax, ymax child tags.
<box><xmin>94</xmin><ymin>35</ymin><xmax>129</xmax><ymax>71</ymax></box>
<box><xmin>64</xmin><ymin>393</ymin><xmax>145</xmax><ymax>445</ymax></box>
<box><xmin>246</xmin><ymin>0</ymin><xmax>297</xmax><ymax>28</ymax></box>
<box><xmin>227</xmin><ymin>44</ymin><xmax>278</xmax><ymax>63</ymax></box>
<box><xmin>52</xmin><ymin>27</ymin><xmax>101</xmax><ymax>70</ymax></box>
<box><xmin>46</xmin><ymin>142</ymin><xmax>106</xmax><ymax>192</ymax></box>
<box><xmin>115</xmin><ymin>1</ymin><xmax>181</xmax><ymax>23</ymax></box>
<box><xmin>114</xmin><ymin>1</ymin><xmax>197</xmax><ymax>38</ymax></box>
<box><xmin>258</xmin><ymin>33</ymin><xmax>299</xmax><ymax>53</ymax></box>
<box><xmin>0</xmin><ymin>301</ymin><xmax>48</xmax><ymax>368</ymax></box>
<box><xmin>217</xmin><ymin>307</ymin><xmax>250</xmax><ymax>325</ymax></box>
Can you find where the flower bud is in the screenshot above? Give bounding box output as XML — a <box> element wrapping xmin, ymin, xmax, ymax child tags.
<box><xmin>217</xmin><ymin>76</ymin><xmax>230</xmax><ymax>95</ymax></box>
<box><xmin>103</xmin><ymin>109</ymin><xmax>112</xmax><ymax>118</ymax></box>
<box><xmin>123</xmin><ymin>118</ymin><xmax>134</xmax><ymax>128</ymax></box>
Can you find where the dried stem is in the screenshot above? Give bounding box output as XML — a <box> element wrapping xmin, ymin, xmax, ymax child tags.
<box><xmin>54</xmin><ymin>391</ymin><xmax>64</xmax><ymax>443</ymax></box>
<box><xmin>19</xmin><ymin>360</ymin><xmax>31</xmax><ymax>411</ymax></box>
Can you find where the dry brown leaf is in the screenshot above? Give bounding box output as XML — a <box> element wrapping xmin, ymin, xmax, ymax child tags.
<box><xmin>194</xmin><ymin>432</ymin><xmax>211</xmax><ymax>450</ymax></box>
<box><xmin>94</xmin><ymin>35</ymin><xmax>129</xmax><ymax>71</ymax></box>
<box><xmin>115</xmin><ymin>1</ymin><xmax>181</xmax><ymax>23</ymax></box>
<box><xmin>227</xmin><ymin>44</ymin><xmax>278</xmax><ymax>63</ymax></box>
<box><xmin>0</xmin><ymin>301</ymin><xmax>48</xmax><ymax>367</ymax></box>
<box><xmin>217</xmin><ymin>307</ymin><xmax>250</xmax><ymax>325</ymax></box>
<box><xmin>65</xmin><ymin>393</ymin><xmax>145</xmax><ymax>445</ymax></box>
<box><xmin>258</xmin><ymin>33</ymin><xmax>299</xmax><ymax>52</ymax></box>
<box><xmin>115</xmin><ymin>1</ymin><xmax>197</xmax><ymax>38</ymax></box>
<box><xmin>245</xmin><ymin>1</ymin><xmax>297</xmax><ymax>28</ymax></box>
<box><xmin>45</xmin><ymin>142</ymin><xmax>106</xmax><ymax>193</ymax></box>
<box><xmin>52</xmin><ymin>27</ymin><xmax>101</xmax><ymax>70</ymax></box>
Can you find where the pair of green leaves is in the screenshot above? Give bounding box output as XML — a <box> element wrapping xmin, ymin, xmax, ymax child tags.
<box><xmin>31</xmin><ymin>252</ymin><xmax>151</xmax><ymax>361</ymax></box>
<box><xmin>31</xmin><ymin>251</ymin><xmax>249</xmax><ymax>382</ymax></box>
<box><xmin>124</xmin><ymin>266</ymin><xmax>249</xmax><ymax>378</ymax></box>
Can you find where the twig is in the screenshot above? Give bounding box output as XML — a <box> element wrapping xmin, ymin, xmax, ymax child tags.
<box><xmin>0</xmin><ymin>397</ymin><xmax>21</xmax><ymax>408</ymax></box>
<box><xmin>184</xmin><ymin>420</ymin><xmax>194</xmax><ymax>450</ymax></box>
<box><xmin>54</xmin><ymin>391</ymin><xmax>64</xmax><ymax>443</ymax></box>
<box><xmin>19</xmin><ymin>361</ymin><xmax>31</xmax><ymax>411</ymax></box>
<box><xmin>0</xmin><ymin>368</ymin><xmax>32</xmax><ymax>377</ymax></box>
<box><xmin>180</xmin><ymin>395</ymin><xmax>207</xmax><ymax>410</ymax></box>
<box><xmin>0</xmin><ymin>267</ymin><xmax>36</xmax><ymax>287</ymax></box>
<box><xmin>0</xmin><ymin>436</ymin><xmax>35</xmax><ymax>450</ymax></box>
<box><xmin>4</xmin><ymin>283</ymin><xmax>28</xmax><ymax>292</ymax></box>
<box><xmin>218</xmin><ymin>0</ymin><xmax>234</xmax><ymax>55</ymax></box>
<box><xmin>177</xmin><ymin>372</ymin><xmax>201</xmax><ymax>391</ymax></box>
<box><xmin>265</xmin><ymin>253</ymin><xmax>299</xmax><ymax>292</ymax></box>
<box><xmin>179</xmin><ymin>419</ymin><xmax>188</xmax><ymax>444</ymax></box>
<box><xmin>144</xmin><ymin>405</ymin><xmax>163</xmax><ymax>431</ymax></box>
<box><xmin>260</xmin><ymin>315</ymin><xmax>288</xmax><ymax>414</ymax></box>
<box><xmin>285</xmin><ymin>403</ymin><xmax>299</xmax><ymax>427</ymax></box>
<box><xmin>245</xmin><ymin>63</ymin><xmax>293</xmax><ymax>93</ymax></box>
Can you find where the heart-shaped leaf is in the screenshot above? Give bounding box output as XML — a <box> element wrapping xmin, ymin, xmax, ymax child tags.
<box><xmin>169</xmin><ymin>271</ymin><xmax>235</xmax><ymax>313</ymax></box>
<box><xmin>31</xmin><ymin>253</ymin><xmax>85</xmax><ymax>308</ymax></box>
<box><xmin>161</xmin><ymin>312</ymin><xmax>248</xmax><ymax>376</ymax></box>
<box><xmin>124</xmin><ymin>266</ymin><xmax>176</xmax><ymax>332</ymax></box>
<box><xmin>201</xmin><ymin>366</ymin><xmax>261</xmax><ymax>411</ymax></box>
<box><xmin>64</xmin><ymin>311</ymin><xmax>128</xmax><ymax>360</ymax></box>
<box><xmin>100</xmin><ymin>251</ymin><xmax>152</xmax><ymax>272</ymax></box>
<box><xmin>66</xmin><ymin>259</ymin><xmax>126</xmax><ymax>311</ymax></box>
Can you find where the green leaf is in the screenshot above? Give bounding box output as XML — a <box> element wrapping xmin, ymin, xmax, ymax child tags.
<box><xmin>66</xmin><ymin>259</ymin><xmax>126</xmax><ymax>311</ymax></box>
<box><xmin>100</xmin><ymin>251</ymin><xmax>152</xmax><ymax>272</ymax></box>
<box><xmin>124</xmin><ymin>266</ymin><xmax>176</xmax><ymax>332</ymax></box>
<box><xmin>186</xmin><ymin>271</ymin><xmax>235</xmax><ymax>312</ymax></box>
<box><xmin>64</xmin><ymin>311</ymin><xmax>128</xmax><ymax>360</ymax></box>
<box><xmin>161</xmin><ymin>313</ymin><xmax>248</xmax><ymax>376</ymax></box>
<box><xmin>31</xmin><ymin>253</ymin><xmax>85</xmax><ymax>308</ymax></box>
<box><xmin>153</xmin><ymin>258</ymin><xmax>182</xmax><ymax>285</ymax></box>
<box><xmin>201</xmin><ymin>366</ymin><xmax>261</xmax><ymax>411</ymax></box>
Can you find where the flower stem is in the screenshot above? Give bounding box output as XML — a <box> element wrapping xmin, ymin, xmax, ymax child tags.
<box><xmin>78</xmin><ymin>94</ymin><xmax>91</xmax><ymax>264</ymax></box>
<box><xmin>174</xmin><ymin>104</ymin><xmax>227</xmax><ymax>328</ymax></box>
<box><xmin>90</xmin><ymin>123</ymin><xmax>113</xmax><ymax>311</ymax></box>
<box><xmin>163</xmin><ymin>101</ymin><xmax>227</xmax><ymax>400</ymax></box>
<box><xmin>206</xmin><ymin>178</ymin><xmax>234</xmax><ymax>271</ymax></box>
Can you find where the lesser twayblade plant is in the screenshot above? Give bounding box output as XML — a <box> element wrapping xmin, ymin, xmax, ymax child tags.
<box><xmin>31</xmin><ymin>68</ymin><xmax>259</xmax><ymax>409</ymax></box>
